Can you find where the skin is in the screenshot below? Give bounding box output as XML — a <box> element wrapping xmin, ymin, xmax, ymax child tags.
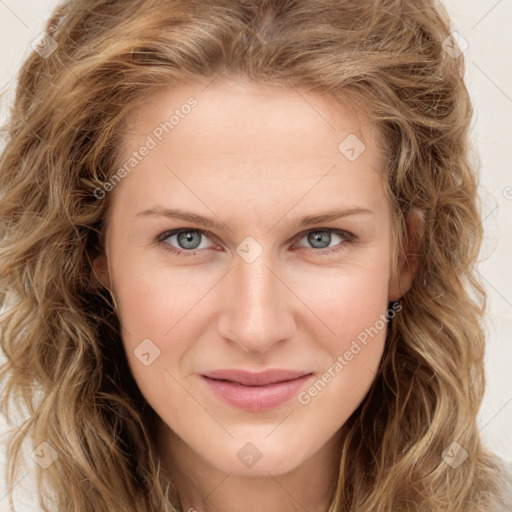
<box><xmin>93</xmin><ymin>77</ymin><xmax>417</xmax><ymax>512</ymax></box>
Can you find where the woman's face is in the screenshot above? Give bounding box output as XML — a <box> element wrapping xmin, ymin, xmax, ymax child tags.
<box><xmin>94</xmin><ymin>78</ymin><xmax>412</xmax><ymax>477</ymax></box>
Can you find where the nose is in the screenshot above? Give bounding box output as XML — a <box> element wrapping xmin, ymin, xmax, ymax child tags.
<box><xmin>216</xmin><ymin>249</ymin><xmax>296</xmax><ymax>354</ymax></box>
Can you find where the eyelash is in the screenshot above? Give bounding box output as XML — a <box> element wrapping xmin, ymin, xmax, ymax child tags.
<box><xmin>155</xmin><ymin>228</ymin><xmax>356</xmax><ymax>258</ymax></box>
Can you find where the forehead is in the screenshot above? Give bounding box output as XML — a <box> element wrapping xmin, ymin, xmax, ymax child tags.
<box><xmin>109</xmin><ymin>78</ymin><xmax>389</xmax><ymax>219</ymax></box>
<box><xmin>120</xmin><ymin>77</ymin><xmax>383</xmax><ymax>165</ymax></box>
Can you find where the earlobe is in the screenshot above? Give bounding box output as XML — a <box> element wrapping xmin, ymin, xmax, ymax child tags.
<box><xmin>92</xmin><ymin>252</ymin><xmax>112</xmax><ymax>290</ymax></box>
<box><xmin>388</xmin><ymin>208</ymin><xmax>424</xmax><ymax>302</ymax></box>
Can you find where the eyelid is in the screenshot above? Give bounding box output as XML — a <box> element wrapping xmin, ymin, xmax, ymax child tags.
<box><xmin>156</xmin><ymin>227</ymin><xmax>356</xmax><ymax>256</ymax></box>
<box><xmin>156</xmin><ymin>228</ymin><xmax>218</xmax><ymax>252</ymax></box>
<box><xmin>293</xmin><ymin>227</ymin><xmax>354</xmax><ymax>243</ymax></box>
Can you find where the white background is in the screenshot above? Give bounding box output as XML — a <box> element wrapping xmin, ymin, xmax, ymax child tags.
<box><xmin>0</xmin><ymin>0</ymin><xmax>511</xmax><ymax>509</ymax></box>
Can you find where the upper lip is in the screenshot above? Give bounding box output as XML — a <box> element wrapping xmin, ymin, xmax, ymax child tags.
<box><xmin>202</xmin><ymin>369</ymin><xmax>312</xmax><ymax>386</ymax></box>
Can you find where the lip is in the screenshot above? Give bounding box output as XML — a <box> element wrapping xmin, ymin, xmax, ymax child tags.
<box><xmin>201</xmin><ymin>369</ymin><xmax>313</xmax><ymax>411</ymax></box>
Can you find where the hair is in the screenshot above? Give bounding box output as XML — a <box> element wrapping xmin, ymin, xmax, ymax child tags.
<box><xmin>0</xmin><ymin>0</ymin><xmax>509</xmax><ymax>510</ymax></box>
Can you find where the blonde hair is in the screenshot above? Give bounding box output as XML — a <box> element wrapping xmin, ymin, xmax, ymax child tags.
<box><xmin>0</xmin><ymin>0</ymin><xmax>509</xmax><ymax>510</ymax></box>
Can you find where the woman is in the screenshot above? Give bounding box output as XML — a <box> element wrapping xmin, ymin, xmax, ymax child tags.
<box><xmin>1</xmin><ymin>0</ymin><xmax>510</xmax><ymax>510</ymax></box>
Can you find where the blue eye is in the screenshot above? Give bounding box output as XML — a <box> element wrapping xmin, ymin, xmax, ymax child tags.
<box><xmin>157</xmin><ymin>229</ymin><xmax>215</xmax><ymax>256</ymax></box>
<box><xmin>156</xmin><ymin>228</ymin><xmax>353</xmax><ymax>257</ymax></box>
<box><xmin>297</xmin><ymin>230</ymin><xmax>347</xmax><ymax>250</ymax></box>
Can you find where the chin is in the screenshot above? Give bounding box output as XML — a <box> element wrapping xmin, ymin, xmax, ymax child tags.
<box><xmin>202</xmin><ymin>438</ymin><xmax>308</xmax><ymax>477</ymax></box>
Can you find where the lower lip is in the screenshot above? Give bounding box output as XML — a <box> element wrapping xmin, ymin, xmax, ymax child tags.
<box><xmin>201</xmin><ymin>374</ymin><xmax>313</xmax><ymax>412</ymax></box>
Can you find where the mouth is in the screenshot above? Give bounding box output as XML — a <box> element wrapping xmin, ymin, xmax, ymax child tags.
<box><xmin>201</xmin><ymin>369</ymin><xmax>313</xmax><ymax>411</ymax></box>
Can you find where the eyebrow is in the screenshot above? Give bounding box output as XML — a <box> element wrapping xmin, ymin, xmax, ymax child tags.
<box><xmin>136</xmin><ymin>206</ymin><xmax>374</xmax><ymax>231</ymax></box>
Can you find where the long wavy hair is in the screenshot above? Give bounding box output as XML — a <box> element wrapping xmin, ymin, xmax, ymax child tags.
<box><xmin>1</xmin><ymin>0</ymin><xmax>509</xmax><ymax>510</ymax></box>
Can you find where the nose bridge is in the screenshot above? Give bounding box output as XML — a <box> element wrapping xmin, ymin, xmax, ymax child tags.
<box><xmin>217</xmin><ymin>247</ymin><xmax>293</xmax><ymax>353</ymax></box>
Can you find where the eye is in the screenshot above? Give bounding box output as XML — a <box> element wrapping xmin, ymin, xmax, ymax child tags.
<box><xmin>157</xmin><ymin>228</ymin><xmax>217</xmax><ymax>256</ymax></box>
<box><xmin>156</xmin><ymin>227</ymin><xmax>354</xmax><ymax>257</ymax></box>
<box><xmin>295</xmin><ymin>229</ymin><xmax>352</xmax><ymax>254</ymax></box>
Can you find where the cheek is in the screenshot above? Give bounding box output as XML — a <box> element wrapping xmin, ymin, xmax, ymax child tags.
<box><xmin>109</xmin><ymin>244</ymin><xmax>393</xmax><ymax>467</ymax></box>
<box><xmin>290</xmin><ymin>258</ymin><xmax>391</xmax><ymax>410</ymax></box>
<box><xmin>112</xmin><ymin>246</ymin><xmax>392</xmax><ymax>351</ymax></box>
<box><xmin>109</xmin><ymin>247</ymin><xmax>224</xmax><ymax>382</ymax></box>
<box><xmin>110</xmin><ymin>260</ymin><xmax>212</xmax><ymax>409</ymax></box>
<box><xmin>291</xmin><ymin>256</ymin><xmax>392</xmax><ymax>348</ymax></box>
<box><xmin>112</xmin><ymin>259</ymin><xmax>209</xmax><ymax>344</ymax></box>
<box><xmin>111</xmin><ymin>239</ymin><xmax>392</xmax><ymax>398</ymax></box>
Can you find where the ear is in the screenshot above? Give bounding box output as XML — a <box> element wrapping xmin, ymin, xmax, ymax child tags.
<box><xmin>91</xmin><ymin>251</ymin><xmax>112</xmax><ymax>290</ymax></box>
<box><xmin>388</xmin><ymin>208</ymin><xmax>423</xmax><ymax>301</ymax></box>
